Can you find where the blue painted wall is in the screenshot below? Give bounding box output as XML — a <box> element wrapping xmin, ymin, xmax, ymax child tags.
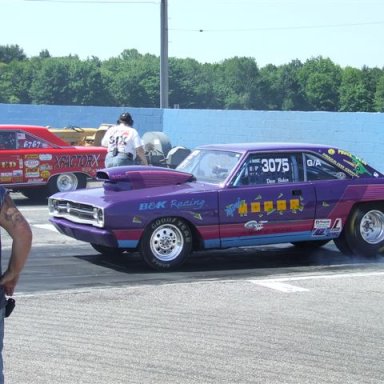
<box><xmin>0</xmin><ymin>104</ymin><xmax>163</xmax><ymax>134</ymax></box>
<box><xmin>1</xmin><ymin>103</ymin><xmax>383</xmax><ymax>172</ymax></box>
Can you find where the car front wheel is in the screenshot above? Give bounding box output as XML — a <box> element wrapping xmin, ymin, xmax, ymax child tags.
<box><xmin>140</xmin><ymin>217</ymin><xmax>193</xmax><ymax>271</ymax></box>
<box><xmin>343</xmin><ymin>204</ymin><xmax>384</xmax><ymax>257</ymax></box>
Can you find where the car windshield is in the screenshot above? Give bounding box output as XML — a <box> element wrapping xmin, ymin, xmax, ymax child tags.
<box><xmin>176</xmin><ymin>149</ymin><xmax>242</xmax><ymax>184</ymax></box>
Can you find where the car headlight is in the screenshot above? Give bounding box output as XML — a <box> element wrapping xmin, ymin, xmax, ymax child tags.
<box><xmin>48</xmin><ymin>198</ymin><xmax>59</xmax><ymax>215</ymax></box>
<box><xmin>93</xmin><ymin>207</ymin><xmax>104</xmax><ymax>227</ymax></box>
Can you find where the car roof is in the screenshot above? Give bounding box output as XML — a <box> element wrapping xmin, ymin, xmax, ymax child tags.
<box><xmin>197</xmin><ymin>142</ymin><xmax>333</xmax><ymax>153</ymax></box>
<box><xmin>0</xmin><ymin>124</ymin><xmax>69</xmax><ymax>146</ymax></box>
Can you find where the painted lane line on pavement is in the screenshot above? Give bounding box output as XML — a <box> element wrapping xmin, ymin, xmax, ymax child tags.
<box><xmin>249</xmin><ymin>270</ymin><xmax>384</xmax><ymax>292</ymax></box>
<box><xmin>251</xmin><ymin>280</ymin><xmax>309</xmax><ymax>293</ymax></box>
<box><xmin>33</xmin><ymin>223</ymin><xmax>58</xmax><ymax>232</ymax></box>
<box><xmin>249</xmin><ymin>270</ymin><xmax>384</xmax><ymax>284</ymax></box>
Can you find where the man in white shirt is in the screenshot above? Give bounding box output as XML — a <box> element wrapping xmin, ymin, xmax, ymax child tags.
<box><xmin>101</xmin><ymin>112</ymin><xmax>148</xmax><ymax>167</ymax></box>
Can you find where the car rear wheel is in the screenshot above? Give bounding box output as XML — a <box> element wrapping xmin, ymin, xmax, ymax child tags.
<box><xmin>333</xmin><ymin>232</ymin><xmax>355</xmax><ymax>256</ymax></box>
<box><xmin>91</xmin><ymin>243</ymin><xmax>125</xmax><ymax>257</ymax></box>
<box><xmin>140</xmin><ymin>217</ymin><xmax>192</xmax><ymax>271</ymax></box>
<box><xmin>343</xmin><ymin>204</ymin><xmax>384</xmax><ymax>257</ymax></box>
<box><xmin>48</xmin><ymin>173</ymin><xmax>87</xmax><ymax>195</ymax></box>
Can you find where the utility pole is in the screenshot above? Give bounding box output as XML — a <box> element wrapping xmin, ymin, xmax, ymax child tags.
<box><xmin>160</xmin><ymin>0</ymin><xmax>169</xmax><ymax>108</ymax></box>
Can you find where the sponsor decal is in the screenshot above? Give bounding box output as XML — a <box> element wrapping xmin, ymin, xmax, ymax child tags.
<box><xmin>40</xmin><ymin>170</ymin><xmax>51</xmax><ymax>179</ymax></box>
<box><xmin>244</xmin><ymin>220</ymin><xmax>268</xmax><ymax>231</ymax></box>
<box><xmin>27</xmin><ymin>178</ymin><xmax>44</xmax><ymax>183</ymax></box>
<box><xmin>170</xmin><ymin>199</ymin><xmax>205</xmax><ymax>210</ymax></box>
<box><xmin>330</xmin><ymin>218</ymin><xmax>342</xmax><ymax>233</ymax></box>
<box><xmin>39</xmin><ymin>164</ymin><xmax>52</xmax><ymax>171</ymax></box>
<box><xmin>314</xmin><ymin>219</ymin><xmax>332</xmax><ymax>229</ymax></box>
<box><xmin>25</xmin><ymin>159</ymin><xmax>40</xmax><ymax>168</ymax></box>
<box><xmin>0</xmin><ymin>161</ymin><xmax>17</xmax><ymax>168</ymax></box>
<box><xmin>54</xmin><ymin>154</ymin><xmax>101</xmax><ymax>169</ymax></box>
<box><xmin>25</xmin><ymin>171</ymin><xmax>40</xmax><ymax>178</ymax></box>
<box><xmin>139</xmin><ymin>201</ymin><xmax>167</xmax><ymax>210</ymax></box>
<box><xmin>39</xmin><ymin>154</ymin><xmax>52</xmax><ymax>161</ymax></box>
<box><xmin>312</xmin><ymin>218</ymin><xmax>342</xmax><ymax>237</ymax></box>
<box><xmin>138</xmin><ymin>198</ymin><xmax>204</xmax><ymax>213</ymax></box>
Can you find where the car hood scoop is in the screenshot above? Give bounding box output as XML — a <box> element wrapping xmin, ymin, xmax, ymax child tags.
<box><xmin>97</xmin><ymin>166</ymin><xmax>195</xmax><ymax>191</ymax></box>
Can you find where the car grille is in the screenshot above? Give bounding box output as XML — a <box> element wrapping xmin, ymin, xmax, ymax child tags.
<box><xmin>48</xmin><ymin>198</ymin><xmax>104</xmax><ymax>227</ymax></box>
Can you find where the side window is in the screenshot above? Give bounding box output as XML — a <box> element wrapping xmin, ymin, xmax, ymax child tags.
<box><xmin>17</xmin><ymin>132</ymin><xmax>50</xmax><ymax>149</ymax></box>
<box><xmin>232</xmin><ymin>153</ymin><xmax>298</xmax><ymax>186</ymax></box>
<box><xmin>303</xmin><ymin>153</ymin><xmax>349</xmax><ymax>181</ymax></box>
<box><xmin>0</xmin><ymin>131</ymin><xmax>17</xmax><ymax>149</ymax></box>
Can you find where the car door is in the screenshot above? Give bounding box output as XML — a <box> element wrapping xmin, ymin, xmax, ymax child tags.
<box><xmin>0</xmin><ymin>130</ymin><xmax>24</xmax><ymax>185</ymax></box>
<box><xmin>0</xmin><ymin>129</ymin><xmax>54</xmax><ymax>187</ymax></box>
<box><xmin>218</xmin><ymin>151</ymin><xmax>317</xmax><ymax>248</ymax></box>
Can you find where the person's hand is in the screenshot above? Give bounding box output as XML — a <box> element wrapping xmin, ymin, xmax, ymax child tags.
<box><xmin>0</xmin><ymin>270</ymin><xmax>20</xmax><ymax>296</ymax></box>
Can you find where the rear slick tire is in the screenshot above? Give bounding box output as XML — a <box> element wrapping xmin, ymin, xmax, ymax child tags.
<box><xmin>343</xmin><ymin>204</ymin><xmax>384</xmax><ymax>258</ymax></box>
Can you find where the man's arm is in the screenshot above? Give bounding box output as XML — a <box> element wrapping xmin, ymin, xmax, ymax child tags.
<box><xmin>0</xmin><ymin>194</ymin><xmax>32</xmax><ymax>296</ymax></box>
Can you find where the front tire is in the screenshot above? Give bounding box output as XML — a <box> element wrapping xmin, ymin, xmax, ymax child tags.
<box><xmin>343</xmin><ymin>204</ymin><xmax>384</xmax><ymax>257</ymax></box>
<box><xmin>140</xmin><ymin>217</ymin><xmax>192</xmax><ymax>271</ymax></box>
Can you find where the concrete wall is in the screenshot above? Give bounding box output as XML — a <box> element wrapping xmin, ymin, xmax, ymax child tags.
<box><xmin>1</xmin><ymin>103</ymin><xmax>383</xmax><ymax>172</ymax></box>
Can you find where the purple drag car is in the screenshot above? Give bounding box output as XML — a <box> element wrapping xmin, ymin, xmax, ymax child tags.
<box><xmin>48</xmin><ymin>142</ymin><xmax>384</xmax><ymax>270</ymax></box>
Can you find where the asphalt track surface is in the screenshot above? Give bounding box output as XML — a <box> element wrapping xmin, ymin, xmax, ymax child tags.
<box><xmin>2</xmin><ymin>194</ymin><xmax>384</xmax><ymax>384</ymax></box>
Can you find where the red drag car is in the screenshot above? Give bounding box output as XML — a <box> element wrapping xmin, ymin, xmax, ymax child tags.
<box><xmin>0</xmin><ymin>125</ymin><xmax>106</xmax><ymax>199</ymax></box>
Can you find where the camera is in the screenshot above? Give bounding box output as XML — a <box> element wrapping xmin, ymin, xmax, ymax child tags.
<box><xmin>5</xmin><ymin>298</ymin><xmax>15</xmax><ymax>318</ymax></box>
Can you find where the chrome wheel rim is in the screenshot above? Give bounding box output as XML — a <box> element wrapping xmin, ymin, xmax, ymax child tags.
<box><xmin>150</xmin><ymin>224</ymin><xmax>184</xmax><ymax>261</ymax></box>
<box><xmin>57</xmin><ymin>173</ymin><xmax>78</xmax><ymax>192</ymax></box>
<box><xmin>360</xmin><ymin>210</ymin><xmax>384</xmax><ymax>244</ymax></box>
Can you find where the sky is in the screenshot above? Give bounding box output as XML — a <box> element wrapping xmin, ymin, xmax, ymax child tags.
<box><xmin>1</xmin><ymin>0</ymin><xmax>384</xmax><ymax>69</ymax></box>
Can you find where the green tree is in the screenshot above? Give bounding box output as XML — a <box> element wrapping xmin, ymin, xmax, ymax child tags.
<box><xmin>29</xmin><ymin>58</ymin><xmax>72</xmax><ymax>104</ymax></box>
<box><xmin>103</xmin><ymin>50</ymin><xmax>159</xmax><ymax>107</ymax></box>
<box><xmin>298</xmin><ymin>56</ymin><xmax>342</xmax><ymax>111</ymax></box>
<box><xmin>168</xmin><ymin>58</ymin><xmax>217</xmax><ymax>109</ymax></box>
<box><xmin>339</xmin><ymin>67</ymin><xmax>371</xmax><ymax>112</ymax></box>
<box><xmin>374</xmin><ymin>74</ymin><xmax>384</xmax><ymax>112</ymax></box>
<box><xmin>213</xmin><ymin>57</ymin><xmax>261</xmax><ymax>109</ymax></box>
<box><xmin>361</xmin><ymin>66</ymin><xmax>382</xmax><ymax>111</ymax></box>
<box><xmin>67</xmin><ymin>57</ymin><xmax>107</xmax><ymax>105</ymax></box>
<box><xmin>38</xmin><ymin>49</ymin><xmax>51</xmax><ymax>59</ymax></box>
<box><xmin>279</xmin><ymin>60</ymin><xmax>309</xmax><ymax>110</ymax></box>
<box><xmin>0</xmin><ymin>44</ymin><xmax>26</xmax><ymax>64</ymax></box>
<box><xmin>0</xmin><ymin>60</ymin><xmax>34</xmax><ymax>103</ymax></box>
<box><xmin>258</xmin><ymin>64</ymin><xmax>283</xmax><ymax>110</ymax></box>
